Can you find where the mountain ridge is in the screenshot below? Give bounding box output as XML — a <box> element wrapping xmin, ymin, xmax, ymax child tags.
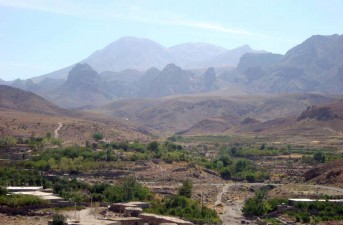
<box><xmin>29</xmin><ymin>36</ymin><xmax>263</xmax><ymax>83</ymax></box>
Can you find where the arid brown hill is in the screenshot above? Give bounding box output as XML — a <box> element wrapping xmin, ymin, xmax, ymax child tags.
<box><xmin>297</xmin><ymin>99</ymin><xmax>343</xmax><ymax>121</ymax></box>
<box><xmin>0</xmin><ymin>85</ymin><xmax>69</xmax><ymax>115</ymax></box>
<box><xmin>232</xmin><ymin>99</ymin><xmax>343</xmax><ymax>145</ymax></box>
<box><xmin>304</xmin><ymin>158</ymin><xmax>343</xmax><ymax>188</ymax></box>
<box><xmin>97</xmin><ymin>93</ymin><xmax>335</xmax><ymax>133</ymax></box>
<box><xmin>0</xmin><ymin>85</ymin><xmax>150</xmax><ymax>143</ymax></box>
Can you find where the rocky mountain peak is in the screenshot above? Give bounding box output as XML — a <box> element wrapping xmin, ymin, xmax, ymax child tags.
<box><xmin>67</xmin><ymin>64</ymin><xmax>99</xmax><ymax>82</ymax></box>
<box><xmin>298</xmin><ymin>106</ymin><xmax>336</xmax><ymax>121</ymax></box>
<box><xmin>66</xmin><ymin>63</ymin><xmax>101</xmax><ymax>91</ymax></box>
<box><xmin>161</xmin><ymin>63</ymin><xmax>182</xmax><ymax>73</ymax></box>
<box><xmin>237</xmin><ymin>53</ymin><xmax>282</xmax><ymax>72</ymax></box>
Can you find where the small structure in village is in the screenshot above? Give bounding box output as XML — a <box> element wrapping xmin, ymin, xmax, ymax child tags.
<box><xmin>107</xmin><ymin>201</ymin><xmax>194</xmax><ymax>225</ymax></box>
<box><xmin>6</xmin><ymin>186</ymin><xmax>69</xmax><ymax>206</ymax></box>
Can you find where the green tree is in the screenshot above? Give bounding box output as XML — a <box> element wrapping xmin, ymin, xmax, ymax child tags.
<box><xmin>93</xmin><ymin>133</ymin><xmax>103</xmax><ymax>142</ymax></box>
<box><xmin>0</xmin><ymin>186</ymin><xmax>8</xmax><ymax>196</ymax></box>
<box><xmin>147</xmin><ymin>141</ymin><xmax>159</xmax><ymax>152</ymax></box>
<box><xmin>235</xmin><ymin>159</ymin><xmax>249</xmax><ymax>173</ymax></box>
<box><xmin>260</xmin><ymin>144</ymin><xmax>266</xmax><ymax>150</ymax></box>
<box><xmin>121</xmin><ymin>176</ymin><xmax>151</xmax><ymax>201</ymax></box>
<box><xmin>178</xmin><ymin>180</ymin><xmax>193</xmax><ymax>198</ymax></box>
<box><xmin>46</xmin><ymin>132</ymin><xmax>52</xmax><ymax>140</ymax></box>
<box><xmin>313</xmin><ymin>151</ymin><xmax>325</xmax><ymax>163</ymax></box>
<box><xmin>220</xmin><ymin>168</ymin><xmax>231</xmax><ymax>180</ymax></box>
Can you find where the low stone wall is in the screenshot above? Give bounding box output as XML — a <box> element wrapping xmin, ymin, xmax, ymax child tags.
<box><xmin>139</xmin><ymin>213</ymin><xmax>193</xmax><ymax>225</ymax></box>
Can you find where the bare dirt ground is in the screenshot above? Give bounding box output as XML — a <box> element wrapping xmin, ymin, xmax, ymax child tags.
<box><xmin>0</xmin><ymin>207</ymin><xmax>113</xmax><ymax>225</ymax></box>
<box><xmin>62</xmin><ymin>207</ymin><xmax>118</xmax><ymax>225</ymax></box>
<box><xmin>214</xmin><ymin>183</ymin><xmax>265</xmax><ymax>225</ymax></box>
<box><xmin>0</xmin><ymin>213</ymin><xmax>50</xmax><ymax>225</ymax></box>
<box><xmin>268</xmin><ymin>183</ymin><xmax>343</xmax><ymax>199</ymax></box>
<box><xmin>0</xmin><ymin>110</ymin><xmax>150</xmax><ymax>145</ymax></box>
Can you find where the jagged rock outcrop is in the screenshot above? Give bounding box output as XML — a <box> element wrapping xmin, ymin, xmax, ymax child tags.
<box><xmin>139</xmin><ymin>64</ymin><xmax>196</xmax><ymax>98</ymax></box>
<box><xmin>297</xmin><ymin>106</ymin><xmax>339</xmax><ymax>121</ymax></box>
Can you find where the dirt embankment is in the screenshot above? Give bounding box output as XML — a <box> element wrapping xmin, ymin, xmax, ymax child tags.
<box><xmin>304</xmin><ymin>158</ymin><xmax>343</xmax><ymax>188</ymax></box>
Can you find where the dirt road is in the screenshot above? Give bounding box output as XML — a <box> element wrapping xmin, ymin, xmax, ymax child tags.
<box><xmin>215</xmin><ymin>183</ymin><xmax>246</xmax><ymax>225</ymax></box>
<box><xmin>54</xmin><ymin>122</ymin><xmax>63</xmax><ymax>138</ymax></box>
<box><xmin>214</xmin><ymin>182</ymin><xmax>343</xmax><ymax>225</ymax></box>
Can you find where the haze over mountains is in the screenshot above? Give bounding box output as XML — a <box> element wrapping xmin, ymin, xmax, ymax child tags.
<box><xmin>2</xmin><ymin>34</ymin><xmax>343</xmax><ymax>110</ymax></box>
<box><xmin>32</xmin><ymin>37</ymin><xmax>261</xmax><ymax>82</ymax></box>
<box><xmin>1</xmin><ymin>34</ymin><xmax>343</xmax><ymax>138</ymax></box>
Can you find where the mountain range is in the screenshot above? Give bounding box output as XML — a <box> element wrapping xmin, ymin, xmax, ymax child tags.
<box><xmin>30</xmin><ymin>37</ymin><xmax>261</xmax><ymax>83</ymax></box>
<box><xmin>2</xmin><ymin>34</ymin><xmax>343</xmax><ymax>109</ymax></box>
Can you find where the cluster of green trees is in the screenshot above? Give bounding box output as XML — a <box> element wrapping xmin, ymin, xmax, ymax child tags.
<box><xmin>301</xmin><ymin>151</ymin><xmax>326</xmax><ymax>164</ymax></box>
<box><xmin>242</xmin><ymin>187</ymin><xmax>287</xmax><ymax>217</ymax></box>
<box><xmin>0</xmin><ymin>167</ymin><xmax>44</xmax><ymax>187</ymax></box>
<box><xmin>146</xmin><ymin>180</ymin><xmax>220</xmax><ymax>224</ymax></box>
<box><xmin>0</xmin><ymin>134</ymin><xmax>62</xmax><ymax>150</ymax></box>
<box><xmin>243</xmin><ymin>187</ymin><xmax>343</xmax><ymax>223</ymax></box>
<box><xmin>203</xmin><ymin>154</ymin><xmax>269</xmax><ymax>182</ymax></box>
<box><xmin>0</xmin><ymin>166</ymin><xmax>152</xmax><ymax>205</ymax></box>
<box><xmin>227</xmin><ymin>146</ymin><xmax>290</xmax><ymax>158</ymax></box>
<box><xmin>53</xmin><ymin>176</ymin><xmax>152</xmax><ymax>204</ymax></box>
<box><xmin>290</xmin><ymin>201</ymin><xmax>343</xmax><ymax>223</ymax></box>
<box><xmin>25</xmin><ymin>140</ymin><xmax>190</xmax><ymax>173</ymax></box>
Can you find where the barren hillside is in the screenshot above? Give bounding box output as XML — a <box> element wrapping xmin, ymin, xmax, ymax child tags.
<box><xmin>0</xmin><ymin>85</ymin><xmax>151</xmax><ymax>143</ymax></box>
<box><xmin>98</xmin><ymin>93</ymin><xmax>336</xmax><ymax>133</ymax></box>
<box><xmin>304</xmin><ymin>158</ymin><xmax>343</xmax><ymax>188</ymax></box>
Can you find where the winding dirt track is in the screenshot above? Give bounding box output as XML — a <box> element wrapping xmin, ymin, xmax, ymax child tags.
<box><xmin>215</xmin><ymin>183</ymin><xmax>256</xmax><ymax>225</ymax></box>
<box><xmin>54</xmin><ymin>122</ymin><xmax>63</xmax><ymax>138</ymax></box>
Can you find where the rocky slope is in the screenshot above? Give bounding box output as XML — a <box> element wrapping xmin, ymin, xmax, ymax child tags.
<box><xmin>231</xmin><ymin>34</ymin><xmax>343</xmax><ymax>94</ymax></box>
<box><xmin>97</xmin><ymin>93</ymin><xmax>335</xmax><ymax>133</ymax></box>
<box><xmin>50</xmin><ymin>64</ymin><xmax>113</xmax><ymax>108</ymax></box>
<box><xmin>0</xmin><ymin>85</ymin><xmax>151</xmax><ymax>143</ymax></box>
<box><xmin>0</xmin><ymin>85</ymin><xmax>69</xmax><ymax>115</ymax></box>
<box><xmin>232</xmin><ymin>99</ymin><xmax>343</xmax><ymax>140</ymax></box>
<box><xmin>304</xmin><ymin>158</ymin><xmax>343</xmax><ymax>188</ymax></box>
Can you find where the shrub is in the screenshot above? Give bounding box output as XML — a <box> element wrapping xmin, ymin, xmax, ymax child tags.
<box><xmin>52</xmin><ymin>214</ymin><xmax>67</xmax><ymax>225</ymax></box>
<box><xmin>220</xmin><ymin>168</ymin><xmax>231</xmax><ymax>180</ymax></box>
<box><xmin>313</xmin><ymin>151</ymin><xmax>325</xmax><ymax>163</ymax></box>
<box><xmin>0</xmin><ymin>194</ymin><xmax>47</xmax><ymax>207</ymax></box>
<box><xmin>246</xmin><ymin>173</ymin><xmax>256</xmax><ymax>182</ymax></box>
<box><xmin>93</xmin><ymin>133</ymin><xmax>103</xmax><ymax>141</ymax></box>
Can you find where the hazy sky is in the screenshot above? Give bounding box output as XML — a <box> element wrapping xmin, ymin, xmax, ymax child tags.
<box><xmin>1</xmin><ymin>0</ymin><xmax>342</xmax><ymax>81</ymax></box>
